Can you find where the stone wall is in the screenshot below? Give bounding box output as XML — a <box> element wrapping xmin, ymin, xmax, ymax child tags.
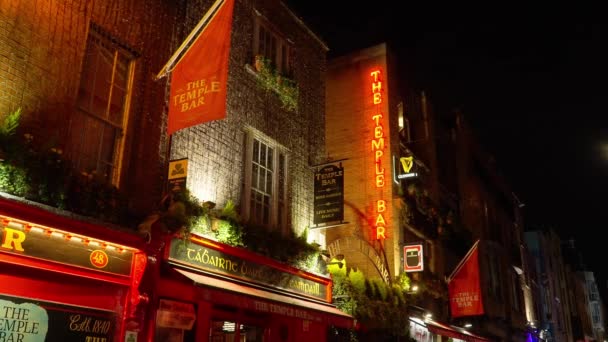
<box><xmin>170</xmin><ymin>0</ymin><xmax>327</xmax><ymax>237</ymax></box>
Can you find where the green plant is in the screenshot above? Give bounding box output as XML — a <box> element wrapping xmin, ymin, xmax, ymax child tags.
<box><xmin>153</xmin><ymin>192</ymin><xmax>322</xmax><ymax>272</ymax></box>
<box><xmin>0</xmin><ymin>108</ymin><xmax>20</xmax><ymax>141</ymax></box>
<box><xmin>0</xmin><ymin>108</ymin><xmax>131</xmax><ymax>224</ymax></box>
<box><xmin>0</xmin><ymin>163</ymin><xmax>29</xmax><ymax>196</ymax></box>
<box><xmin>329</xmin><ymin>266</ymin><xmax>413</xmax><ymax>338</ymax></box>
<box><xmin>254</xmin><ymin>55</ymin><xmax>299</xmax><ymax>112</ymax></box>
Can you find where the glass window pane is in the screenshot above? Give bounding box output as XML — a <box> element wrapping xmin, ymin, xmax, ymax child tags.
<box><xmin>260</xmin><ymin>143</ymin><xmax>266</xmax><ymax>167</ymax></box>
<box><xmin>240</xmin><ymin>324</ymin><xmax>265</xmax><ymax>342</ymax></box>
<box><xmin>252</xmin><ymin>164</ymin><xmax>258</xmax><ymax>189</ymax></box>
<box><xmin>265</xmin><ymin>172</ymin><xmax>272</xmax><ymax>194</ymax></box>
<box><xmin>210</xmin><ymin>320</ymin><xmax>237</xmax><ymax>342</ymax></box>
<box><xmin>109</xmin><ymin>85</ymin><xmax>126</xmax><ymax>125</ymax></box>
<box><xmin>259</xmin><ymin>169</ymin><xmax>266</xmax><ymax>193</ymax></box>
<box><xmin>115</xmin><ymin>53</ymin><xmax>130</xmax><ymax>88</ymax></box>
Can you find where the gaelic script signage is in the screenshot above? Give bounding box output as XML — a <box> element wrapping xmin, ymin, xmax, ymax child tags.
<box><xmin>0</xmin><ymin>294</ymin><xmax>115</xmax><ymax>342</ymax></box>
<box><xmin>169</xmin><ymin>238</ymin><xmax>329</xmax><ymax>302</ymax></box>
<box><xmin>313</xmin><ymin>164</ymin><xmax>344</xmax><ymax>225</ymax></box>
<box><xmin>0</xmin><ymin>218</ymin><xmax>133</xmax><ymax>276</ymax></box>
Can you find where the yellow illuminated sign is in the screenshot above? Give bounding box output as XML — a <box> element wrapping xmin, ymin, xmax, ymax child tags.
<box><xmin>400</xmin><ymin>156</ymin><xmax>414</xmax><ymax>173</ymax></box>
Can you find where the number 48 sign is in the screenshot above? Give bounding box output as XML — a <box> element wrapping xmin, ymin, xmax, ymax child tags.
<box><xmin>404</xmin><ymin>244</ymin><xmax>423</xmax><ymax>272</ymax></box>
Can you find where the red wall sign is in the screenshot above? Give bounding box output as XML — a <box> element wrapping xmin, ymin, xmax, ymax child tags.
<box><xmin>404</xmin><ymin>244</ymin><xmax>423</xmax><ymax>272</ymax></box>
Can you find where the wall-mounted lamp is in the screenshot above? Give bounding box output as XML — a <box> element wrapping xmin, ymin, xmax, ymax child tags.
<box><xmin>326</xmin><ymin>261</ymin><xmax>344</xmax><ymax>269</ymax></box>
<box><xmin>327</xmin><ymin>254</ymin><xmax>345</xmax><ymax>269</ymax></box>
<box><xmin>464</xmin><ymin>323</ymin><xmax>472</xmax><ymax>328</ymax></box>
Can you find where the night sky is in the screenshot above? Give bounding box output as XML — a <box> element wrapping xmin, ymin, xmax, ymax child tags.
<box><xmin>286</xmin><ymin>2</ymin><xmax>608</xmax><ymax>298</ymax></box>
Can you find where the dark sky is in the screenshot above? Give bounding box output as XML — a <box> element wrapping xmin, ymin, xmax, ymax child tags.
<box><xmin>286</xmin><ymin>2</ymin><xmax>608</xmax><ymax>295</ymax></box>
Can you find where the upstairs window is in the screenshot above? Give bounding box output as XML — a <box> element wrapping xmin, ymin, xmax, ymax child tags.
<box><xmin>398</xmin><ymin>101</ymin><xmax>411</xmax><ymax>143</ymax></box>
<box><xmin>71</xmin><ymin>25</ymin><xmax>135</xmax><ymax>184</ymax></box>
<box><xmin>253</xmin><ymin>17</ymin><xmax>292</xmax><ymax>75</ymax></box>
<box><xmin>244</xmin><ymin>131</ymin><xmax>288</xmax><ymax>231</ymax></box>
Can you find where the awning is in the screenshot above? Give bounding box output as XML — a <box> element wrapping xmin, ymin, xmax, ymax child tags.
<box><xmin>173</xmin><ymin>268</ymin><xmax>354</xmax><ymax>329</ymax></box>
<box><xmin>425</xmin><ymin>319</ymin><xmax>491</xmax><ymax>342</ymax></box>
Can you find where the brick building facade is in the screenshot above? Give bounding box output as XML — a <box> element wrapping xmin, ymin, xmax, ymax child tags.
<box><xmin>1</xmin><ymin>0</ymin><xmax>353</xmax><ymax>341</ymax></box>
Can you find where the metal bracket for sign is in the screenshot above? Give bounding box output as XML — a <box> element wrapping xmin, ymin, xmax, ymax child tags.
<box><xmin>392</xmin><ymin>156</ymin><xmax>400</xmax><ymax>184</ymax></box>
<box><xmin>310</xmin><ymin>221</ymin><xmax>349</xmax><ymax>230</ymax></box>
<box><xmin>310</xmin><ymin>158</ymin><xmax>348</xmax><ymax>168</ymax></box>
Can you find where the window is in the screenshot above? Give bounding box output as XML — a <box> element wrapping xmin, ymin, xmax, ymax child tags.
<box><xmin>591</xmin><ymin>302</ymin><xmax>601</xmax><ymax>325</ymax></box>
<box><xmin>397</xmin><ymin>101</ymin><xmax>411</xmax><ymax>143</ymax></box>
<box><xmin>510</xmin><ymin>271</ymin><xmax>522</xmax><ymax>312</ymax></box>
<box><xmin>70</xmin><ymin>25</ymin><xmax>135</xmax><ymax>184</ymax></box>
<box><xmin>487</xmin><ymin>252</ymin><xmax>502</xmax><ymax>301</ymax></box>
<box><xmin>244</xmin><ymin>132</ymin><xmax>288</xmax><ymax>230</ymax></box>
<box><xmin>253</xmin><ymin>16</ymin><xmax>291</xmax><ymax>75</ymax></box>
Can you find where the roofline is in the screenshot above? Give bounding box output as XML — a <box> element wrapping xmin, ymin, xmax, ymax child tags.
<box><xmin>280</xmin><ymin>2</ymin><xmax>329</xmax><ymax>51</ymax></box>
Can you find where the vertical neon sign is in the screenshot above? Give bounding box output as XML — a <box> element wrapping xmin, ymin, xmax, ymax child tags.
<box><xmin>370</xmin><ymin>69</ymin><xmax>386</xmax><ymax>240</ymax></box>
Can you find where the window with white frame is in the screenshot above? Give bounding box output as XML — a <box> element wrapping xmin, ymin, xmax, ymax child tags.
<box><xmin>71</xmin><ymin>25</ymin><xmax>135</xmax><ymax>185</ymax></box>
<box><xmin>244</xmin><ymin>132</ymin><xmax>288</xmax><ymax>230</ymax></box>
<box><xmin>253</xmin><ymin>16</ymin><xmax>292</xmax><ymax>75</ymax></box>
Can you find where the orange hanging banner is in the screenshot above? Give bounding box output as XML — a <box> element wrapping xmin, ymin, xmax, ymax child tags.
<box><xmin>167</xmin><ymin>0</ymin><xmax>235</xmax><ymax>135</ymax></box>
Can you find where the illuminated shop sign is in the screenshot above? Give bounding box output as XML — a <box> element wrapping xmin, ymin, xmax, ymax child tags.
<box><xmin>0</xmin><ymin>294</ymin><xmax>115</xmax><ymax>342</ymax></box>
<box><xmin>370</xmin><ymin>69</ymin><xmax>388</xmax><ymax>240</ymax></box>
<box><xmin>168</xmin><ymin>237</ymin><xmax>329</xmax><ymax>302</ymax></box>
<box><xmin>393</xmin><ymin>156</ymin><xmax>418</xmax><ymax>182</ymax></box>
<box><xmin>404</xmin><ymin>243</ymin><xmax>424</xmax><ymax>272</ymax></box>
<box><xmin>0</xmin><ymin>215</ymin><xmax>134</xmax><ymax>276</ymax></box>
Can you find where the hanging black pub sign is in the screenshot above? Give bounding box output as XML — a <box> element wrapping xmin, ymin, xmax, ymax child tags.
<box><xmin>313</xmin><ymin>163</ymin><xmax>344</xmax><ymax>225</ymax></box>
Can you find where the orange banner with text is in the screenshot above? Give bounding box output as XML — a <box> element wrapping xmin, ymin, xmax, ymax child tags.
<box><xmin>448</xmin><ymin>241</ymin><xmax>484</xmax><ymax>317</ymax></box>
<box><xmin>168</xmin><ymin>0</ymin><xmax>235</xmax><ymax>135</ymax></box>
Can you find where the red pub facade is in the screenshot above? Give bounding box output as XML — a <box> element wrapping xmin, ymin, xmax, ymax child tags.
<box><xmin>0</xmin><ymin>195</ymin><xmax>147</xmax><ymax>342</ymax></box>
<box><xmin>145</xmin><ymin>234</ymin><xmax>352</xmax><ymax>341</ymax></box>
